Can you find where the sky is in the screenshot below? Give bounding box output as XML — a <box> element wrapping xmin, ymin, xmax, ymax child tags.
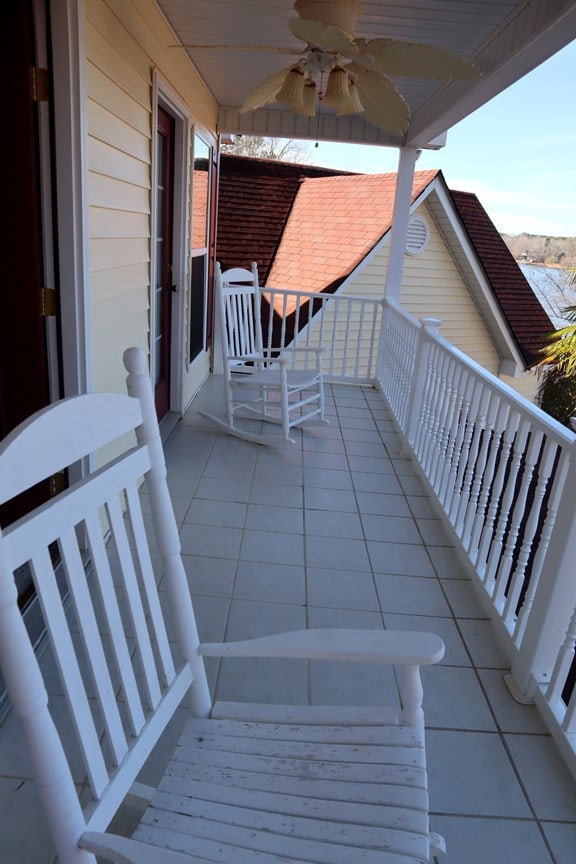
<box><xmin>293</xmin><ymin>38</ymin><xmax>576</xmax><ymax>238</ymax></box>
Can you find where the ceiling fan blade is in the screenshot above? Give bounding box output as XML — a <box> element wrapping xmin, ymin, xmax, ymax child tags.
<box><xmin>239</xmin><ymin>67</ymin><xmax>292</xmax><ymax>113</ymax></box>
<box><xmin>360</xmin><ymin>38</ymin><xmax>479</xmax><ymax>80</ymax></box>
<box><xmin>169</xmin><ymin>44</ymin><xmax>302</xmax><ymax>55</ymax></box>
<box><xmin>347</xmin><ymin>65</ymin><xmax>410</xmax><ymax>136</ymax></box>
<box><xmin>288</xmin><ymin>18</ymin><xmax>358</xmax><ymax>56</ymax></box>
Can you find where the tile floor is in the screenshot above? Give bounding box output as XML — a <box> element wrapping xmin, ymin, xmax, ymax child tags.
<box><xmin>1</xmin><ymin>375</ymin><xmax>576</xmax><ymax>863</ymax></box>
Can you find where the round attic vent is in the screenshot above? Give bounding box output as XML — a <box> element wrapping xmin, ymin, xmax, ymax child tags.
<box><xmin>405</xmin><ymin>216</ymin><xmax>429</xmax><ymax>255</ymax></box>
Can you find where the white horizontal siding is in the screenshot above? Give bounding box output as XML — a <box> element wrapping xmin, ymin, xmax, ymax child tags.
<box><xmin>91</xmin><ymin>263</ymin><xmax>149</xmax><ymax>304</ymax></box>
<box><xmin>344</xmin><ymin>204</ymin><xmax>501</xmax><ymax>376</ymax></box>
<box><xmin>85</xmin><ymin>0</ymin><xmax>218</xmax><ymax>416</ymax></box>
<box><xmin>88</xmin><ymin>101</ymin><xmax>150</xmax><ymax>163</ymax></box>
<box><xmin>91</xmin><ymin>238</ymin><xmax>150</xmax><ymax>273</ymax></box>
<box><xmin>92</xmin><ymin>289</ymin><xmax>149</xmax><ymax>337</ymax></box>
<box><xmin>87</xmin><ymin>61</ymin><xmax>151</xmax><ymax>136</ymax></box>
<box><xmin>500</xmin><ymin>370</ymin><xmax>540</xmax><ymax>404</ymax></box>
<box><xmin>88</xmin><ymin>172</ymin><xmax>150</xmax><ymax>215</ymax></box>
<box><xmin>87</xmin><ymin>19</ymin><xmax>151</xmax><ymax>108</ymax></box>
<box><xmin>400</xmin><ymin>211</ymin><xmax>500</xmax><ymax>375</ymax></box>
<box><xmin>92</xmin><ymin>317</ymin><xmax>148</xmax><ymax>392</ymax></box>
<box><xmin>90</xmin><ymin>209</ymin><xmax>150</xmax><ymax>240</ymax></box>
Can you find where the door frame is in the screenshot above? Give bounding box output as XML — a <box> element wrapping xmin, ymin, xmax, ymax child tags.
<box><xmin>188</xmin><ymin>131</ymin><xmax>212</xmax><ymax>370</ymax></box>
<box><xmin>152</xmin><ymin>72</ymin><xmax>192</xmax><ymax>415</ymax></box>
<box><xmin>50</xmin><ymin>0</ymin><xmax>91</xmax><ymax>403</ymax></box>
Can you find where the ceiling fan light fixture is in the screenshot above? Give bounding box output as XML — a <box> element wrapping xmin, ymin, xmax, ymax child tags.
<box><xmin>235</xmin><ymin>0</ymin><xmax>479</xmax><ymax>135</ymax></box>
<box><xmin>276</xmin><ymin>66</ymin><xmax>306</xmax><ymax>112</ymax></box>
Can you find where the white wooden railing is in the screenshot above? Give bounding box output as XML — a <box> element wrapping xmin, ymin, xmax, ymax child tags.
<box><xmin>379</xmin><ymin>299</ymin><xmax>576</xmax><ymax>777</ymax></box>
<box><xmin>261</xmin><ymin>285</ymin><xmax>576</xmax><ymax>776</ymax></box>
<box><xmin>260</xmin><ymin>287</ymin><xmax>383</xmax><ymax>384</ymax></box>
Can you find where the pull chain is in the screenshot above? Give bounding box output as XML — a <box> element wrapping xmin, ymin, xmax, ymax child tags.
<box><xmin>315</xmin><ymin>71</ymin><xmax>325</xmax><ymax>148</ymax></box>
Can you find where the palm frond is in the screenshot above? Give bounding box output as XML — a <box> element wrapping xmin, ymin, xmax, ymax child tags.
<box><xmin>538</xmin><ymin>302</ymin><xmax>576</xmax><ymax>376</ymax></box>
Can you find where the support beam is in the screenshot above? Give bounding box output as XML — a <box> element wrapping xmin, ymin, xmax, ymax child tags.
<box><xmin>383</xmin><ymin>147</ymin><xmax>420</xmax><ymax>304</ymax></box>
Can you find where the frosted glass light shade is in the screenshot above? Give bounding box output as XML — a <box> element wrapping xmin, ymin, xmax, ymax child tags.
<box><xmin>276</xmin><ymin>68</ymin><xmax>306</xmax><ymax>112</ymax></box>
<box><xmin>302</xmin><ymin>81</ymin><xmax>318</xmax><ymax>116</ymax></box>
<box><xmin>345</xmin><ymin>80</ymin><xmax>364</xmax><ymax>113</ymax></box>
<box><xmin>322</xmin><ymin>66</ymin><xmax>351</xmax><ymax>108</ymax></box>
<box><xmin>322</xmin><ymin>66</ymin><xmax>364</xmax><ymax>114</ymax></box>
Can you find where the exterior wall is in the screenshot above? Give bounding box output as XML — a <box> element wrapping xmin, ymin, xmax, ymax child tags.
<box><xmin>341</xmin><ymin>201</ymin><xmax>538</xmax><ymax>400</ymax></box>
<box><xmin>347</xmin><ymin>202</ymin><xmax>501</xmax><ymax>376</ymax></box>
<box><xmin>85</xmin><ymin>0</ymin><xmax>218</xmax><ymax>407</ymax></box>
<box><xmin>501</xmin><ymin>369</ymin><xmax>540</xmax><ymax>402</ymax></box>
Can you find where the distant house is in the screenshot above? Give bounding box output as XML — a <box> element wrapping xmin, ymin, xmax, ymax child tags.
<box><xmin>217</xmin><ymin>154</ymin><xmax>553</xmax><ymax>401</ymax></box>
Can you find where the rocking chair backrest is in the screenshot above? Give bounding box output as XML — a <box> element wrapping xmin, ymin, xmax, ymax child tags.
<box><xmin>215</xmin><ymin>261</ymin><xmax>264</xmax><ymax>373</ymax></box>
<box><xmin>0</xmin><ymin>348</ymin><xmax>210</xmax><ymax>859</ymax></box>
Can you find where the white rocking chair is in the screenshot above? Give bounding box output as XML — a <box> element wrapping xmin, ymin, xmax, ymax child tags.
<box><xmin>200</xmin><ymin>262</ymin><xmax>326</xmax><ymax>444</ymax></box>
<box><xmin>0</xmin><ymin>347</ymin><xmax>446</xmax><ymax>864</ymax></box>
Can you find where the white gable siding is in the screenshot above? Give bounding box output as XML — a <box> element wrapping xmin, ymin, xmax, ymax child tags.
<box><xmin>347</xmin><ymin>203</ymin><xmax>501</xmax><ymax>376</ymax></box>
<box><xmin>501</xmin><ymin>370</ymin><xmax>540</xmax><ymax>402</ymax></box>
<box><xmin>85</xmin><ymin>0</ymin><xmax>217</xmax><ymax>402</ymax></box>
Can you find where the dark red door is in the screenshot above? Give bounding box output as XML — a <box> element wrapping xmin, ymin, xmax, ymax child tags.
<box><xmin>2</xmin><ymin>3</ymin><xmax>55</xmax><ymax>632</ymax></box>
<box><xmin>2</xmin><ymin>3</ymin><xmax>52</xmax><ymax>532</ymax></box>
<box><xmin>154</xmin><ymin>107</ymin><xmax>175</xmax><ymax>418</ymax></box>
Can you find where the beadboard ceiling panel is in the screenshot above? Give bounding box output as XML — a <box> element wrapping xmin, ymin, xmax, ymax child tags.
<box><xmin>158</xmin><ymin>0</ymin><xmax>576</xmax><ymax>148</ymax></box>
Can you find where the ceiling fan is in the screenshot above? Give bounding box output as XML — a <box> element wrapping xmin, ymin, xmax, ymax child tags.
<box><xmin>175</xmin><ymin>0</ymin><xmax>480</xmax><ymax>136</ymax></box>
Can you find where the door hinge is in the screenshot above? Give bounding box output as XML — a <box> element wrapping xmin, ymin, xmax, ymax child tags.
<box><xmin>41</xmin><ymin>288</ymin><xmax>57</xmax><ymax>317</ymax></box>
<box><xmin>50</xmin><ymin>472</ymin><xmax>66</xmax><ymax>497</ymax></box>
<box><xmin>31</xmin><ymin>67</ymin><xmax>49</xmax><ymax>102</ymax></box>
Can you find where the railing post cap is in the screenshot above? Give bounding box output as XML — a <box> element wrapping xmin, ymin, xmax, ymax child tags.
<box><xmin>420</xmin><ymin>317</ymin><xmax>443</xmax><ymax>335</ymax></box>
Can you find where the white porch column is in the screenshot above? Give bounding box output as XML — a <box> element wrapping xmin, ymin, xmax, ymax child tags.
<box><xmin>383</xmin><ymin>146</ymin><xmax>420</xmax><ymax>304</ymax></box>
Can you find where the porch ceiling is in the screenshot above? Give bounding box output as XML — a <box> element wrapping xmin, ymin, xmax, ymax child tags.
<box><xmin>157</xmin><ymin>0</ymin><xmax>576</xmax><ymax>149</ymax></box>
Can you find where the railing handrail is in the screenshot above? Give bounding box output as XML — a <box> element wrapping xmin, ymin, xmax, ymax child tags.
<box><xmin>384</xmin><ymin>298</ymin><xmax>575</xmax><ymax>448</ymax></box>
<box><xmin>261</xmin><ymin>285</ymin><xmax>384</xmax><ymax>306</ymax></box>
<box><xmin>379</xmin><ymin>298</ymin><xmax>576</xmax><ymax>781</ymax></box>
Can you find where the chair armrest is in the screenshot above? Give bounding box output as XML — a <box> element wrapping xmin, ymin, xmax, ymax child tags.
<box><xmin>257</xmin><ymin>348</ymin><xmax>324</xmax><ymax>359</ymax></box>
<box><xmin>199</xmin><ymin>628</ymin><xmax>444</xmax><ymax>665</ymax></box>
<box><xmin>228</xmin><ymin>353</ymin><xmax>289</xmax><ymax>368</ymax></box>
<box><xmin>80</xmin><ymin>831</ymin><xmax>200</xmax><ymax>863</ymax></box>
<box><xmin>278</xmin><ymin>347</ymin><xmax>324</xmax><ymax>354</ymax></box>
<box><xmin>201</xmin><ymin>629</ymin><xmax>444</xmax><ymax>727</ymax></box>
<box><xmin>228</xmin><ymin>354</ymin><xmax>259</xmax><ymax>362</ymax></box>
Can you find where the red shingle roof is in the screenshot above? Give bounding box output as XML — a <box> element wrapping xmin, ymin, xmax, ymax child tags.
<box><xmin>268</xmin><ymin>171</ymin><xmax>438</xmax><ymax>311</ymax></box>
<box><xmin>217</xmin><ymin>155</ymin><xmax>348</xmax><ymax>281</ymax></box>
<box><xmin>450</xmin><ymin>190</ymin><xmax>552</xmax><ymax>364</ymax></box>
<box><xmin>217</xmin><ymin>156</ymin><xmax>552</xmax><ymax>367</ymax></box>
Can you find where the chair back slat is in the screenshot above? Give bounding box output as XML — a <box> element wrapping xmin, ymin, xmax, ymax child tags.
<box><xmin>124</xmin><ymin>482</ymin><xmax>176</xmax><ymax>686</ymax></box>
<box><xmin>58</xmin><ymin>526</ymin><xmax>129</xmax><ymax>768</ymax></box>
<box><xmin>105</xmin><ymin>492</ymin><xmax>163</xmax><ymax>709</ymax></box>
<box><xmin>226</xmin><ymin>289</ymin><xmax>259</xmax><ymax>357</ymax></box>
<box><xmin>1</xmin><ymin>438</ymin><xmax>190</xmax><ymax>800</ymax></box>
<box><xmin>23</xmin><ymin>543</ymin><xmax>110</xmax><ymax>797</ymax></box>
<box><xmin>83</xmin><ymin>509</ymin><xmax>146</xmax><ymax>736</ymax></box>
